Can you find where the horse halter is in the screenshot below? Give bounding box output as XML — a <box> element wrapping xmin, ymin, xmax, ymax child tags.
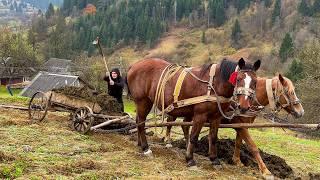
<box><xmin>274</xmin><ymin>80</ymin><xmax>301</xmax><ymax>111</ymax></box>
<box><xmin>232</xmin><ymin>70</ymin><xmax>256</xmax><ymax>99</ymax></box>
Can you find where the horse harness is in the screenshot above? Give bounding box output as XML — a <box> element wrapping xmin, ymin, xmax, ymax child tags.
<box><xmin>160</xmin><ymin>64</ymin><xmax>229</xmax><ymax>114</ymax></box>
<box><xmin>154</xmin><ymin>63</ymin><xmax>257</xmax><ymax>120</ymax></box>
<box><xmin>236</xmin><ymin>78</ymin><xmax>302</xmax><ymax>119</ymax></box>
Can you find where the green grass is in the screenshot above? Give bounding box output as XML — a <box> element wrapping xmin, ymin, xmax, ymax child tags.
<box><xmin>0</xmin><ymin>86</ymin><xmax>29</xmax><ymax>106</ymax></box>
<box><xmin>123</xmin><ymin>99</ymin><xmax>135</xmax><ymax>115</ymax></box>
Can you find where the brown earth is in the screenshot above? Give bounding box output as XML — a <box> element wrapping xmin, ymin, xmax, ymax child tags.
<box><xmin>172</xmin><ymin>136</ymin><xmax>295</xmax><ymax>179</ymax></box>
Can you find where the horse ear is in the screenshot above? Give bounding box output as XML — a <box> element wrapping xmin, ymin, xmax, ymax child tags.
<box><xmin>278</xmin><ymin>73</ymin><xmax>285</xmax><ymax>85</ymax></box>
<box><xmin>238</xmin><ymin>58</ymin><xmax>245</xmax><ymax>69</ymax></box>
<box><xmin>253</xmin><ymin>60</ymin><xmax>261</xmax><ymax>71</ymax></box>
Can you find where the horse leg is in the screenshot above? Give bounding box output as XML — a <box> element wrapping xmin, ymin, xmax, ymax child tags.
<box><xmin>240</xmin><ymin>129</ymin><xmax>272</xmax><ymax>176</ymax></box>
<box><xmin>136</xmin><ymin>99</ymin><xmax>153</xmax><ymax>155</ymax></box>
<box><xmin>182</xmin><ymin>117</ymin><xmax>191</xmax><ymax>148</ymax></box>
<box><xmin>186</xmin><ymin>114</ymin><xmax>206</xmax><ymax>167</ymax></box>
<box><xmin>232</xmin><ymin>128</ymin><xmax>244</xmax><ymax>166</ymax></box>
<box><xmin>164</xmin><ymin>116</ymin><xmax>176</xmax><ymax>148</ymax></box>
<box><xmin>208</xmin><ymin>117</ymin><xmax>221</xmax><ymax>166</ymax></box>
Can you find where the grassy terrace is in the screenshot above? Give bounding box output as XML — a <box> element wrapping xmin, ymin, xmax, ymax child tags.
<box><xmin>0</xmin><ymin>87</ymin><xmax>319</xmax><ymax>179</ymax></box>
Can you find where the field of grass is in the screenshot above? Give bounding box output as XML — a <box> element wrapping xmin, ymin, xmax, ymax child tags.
<box><xmin>0</xmin><ymin>91</ymin><xmax>319</xmax><ymax>179</ymax></box>
<box><xmin>0</xmin><ymin>86</ymin><xmax>29</xmax><ymax>106</ymax></box>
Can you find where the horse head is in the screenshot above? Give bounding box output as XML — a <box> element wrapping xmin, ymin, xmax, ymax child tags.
<box><xmin>233</xmin><ymin>58</ymin><xmax>261</xmax><ymax>113</ymax></box>
<box><xmin>274</xmin><ymin>74</ymin><xmax>304</xmax><ymax>118</ymax></box>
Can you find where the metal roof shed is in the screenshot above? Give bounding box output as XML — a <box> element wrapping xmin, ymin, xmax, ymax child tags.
<box><xmin>20</xmin><ymin>72</ymin><xmax>81</xmax><ymax>97</ymax></box>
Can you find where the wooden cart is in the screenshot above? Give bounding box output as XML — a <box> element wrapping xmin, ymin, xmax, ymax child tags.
<box><xmin>28</xmin><ymin>91</ymin><xmax>135</xmax><ymax>134</ymax></box>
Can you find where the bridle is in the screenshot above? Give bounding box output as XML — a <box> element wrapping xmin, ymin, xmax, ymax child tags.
<box><xmin>233</xmin><ymin>70</ymin><xmax>256</xmax><ymax>100</ymax></box>
<box><xmin>274</xmin><ymin>80</ymin><xmax>301</xmax><ymax>111</ymax></box>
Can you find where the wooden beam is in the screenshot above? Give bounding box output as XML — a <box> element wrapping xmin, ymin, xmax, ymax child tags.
<box><xmin>144</xmin><ymin>122</ymin><xmax>319</xmax><ymax>129</ymax></box>
<box><xmin>0</xmin><ymin>105</ymin><xmax>28</xmax><ymax>111</ymax></box>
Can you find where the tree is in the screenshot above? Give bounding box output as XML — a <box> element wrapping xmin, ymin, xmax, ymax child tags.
<box><xmin>263</xmin><ymin>0</ymin><xmax>272</xmax><ymax>8</ymax></box>
<box><xmin>231</xmin><ymin>19</ymin><xmax>241</xmax><ymax>44</ymax></box>
<box><xmin>313</xmin><ymin>0</ymin><xmax>320</xmax><ymax>15</ymax></box>
<box><xmin>299</xmin><ymin>0</ymin><xmax>312</xmax><ymax>17</ymax></box>
<box><xmin>279</xmin><ymin>33</ymin><xmax>294</xmax><ymax>62</ymax></box>
<box><xmin>285</xmin><ymin>59</ymin><xmax>304</xmax><ymax>82</ymax></box>
<box><xmin>201</xmin><ymin>30</ymin><xmax>206</xmax><ymax>44</ymax></box>
<box><xmin>46</xmin><ymin>3</ymin><xmax>55</xmax><ymax>19</ymax></box>
<box><xmin>271</xmin><ymin>0</ymin><xmax>281</xmax><ymax>25</ymax></box>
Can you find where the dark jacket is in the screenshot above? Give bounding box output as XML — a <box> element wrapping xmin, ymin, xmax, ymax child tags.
<box><xmin>103</xmin><ymin>68</ymin><xmax>124</xmax><ymax>103</ymax></box>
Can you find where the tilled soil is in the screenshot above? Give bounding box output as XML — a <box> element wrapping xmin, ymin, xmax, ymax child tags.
<box><xmin>172</xmin><ymin>137</ymin><xmax>294</xmax><ymax>179</ymax></box>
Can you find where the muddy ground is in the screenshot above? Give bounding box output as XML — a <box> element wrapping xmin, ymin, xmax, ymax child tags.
<box><xmin>172</xmin><ymin>137</ymin><xmax>293</xmax><ymax>179</ymax></box>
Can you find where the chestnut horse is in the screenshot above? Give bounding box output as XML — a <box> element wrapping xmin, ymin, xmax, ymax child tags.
<box><xmin>165</xmin><ymin>74</ymin><xmax>304</xmax><ymax>176</ymax></box>
<box><xmin>126</xmin><ymin>58</ymin><xmax>261</xmax><ymax>167</ymax></box>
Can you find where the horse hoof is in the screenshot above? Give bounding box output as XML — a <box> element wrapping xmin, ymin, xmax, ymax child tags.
<box><xmin>262</xmin><ymin>170</ymin><xmax>274</xmax><ymax>180</ymax></box>
<box><xmin>165</xmin><ymin>143</ymin><xmax>173</xmax><ymax>148</ymax></box>
<box><xmin>232</xmin><ymin>157</ymin><xmax>244</xmax><ymax>167</ymax></box>
<box><xmin>187</xmin><ymin>159</ymin><xmax>196</xmax><ymax>167</ymax></box>
<box><xmin>263</xmin><ymin>174</ymin><xmax>274</xmax><ymax>180</ymax></box>
<box><xmin>188</xmin><ymin>165</ymin><xmax>198</xmax><ymax>171</ymax></box>
<box><xmin>143</xmin><ymin>149</ymin><xmax>153</xmax><ymax>157</ymax></box>
<box><xmin>211</xmin><ymin>158</ymin><xmax>221</xmax><ymax>166</ymax></box>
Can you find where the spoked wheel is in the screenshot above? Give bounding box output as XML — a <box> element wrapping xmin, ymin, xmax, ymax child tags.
<box><xmin>72</xmin><ymin>107</ymin><xmax>94</xmax><ymax>134</ymax></box>
<box><xmin>28</xmin><ymin>91</ymin><xmax>49</xmax><ymax>122</ymax></box>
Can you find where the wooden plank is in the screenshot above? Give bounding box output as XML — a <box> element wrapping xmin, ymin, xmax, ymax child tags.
<box><xmin>90</xmin><ymin>115</ymin><xmax>131</xmax><ymax>130</ymax></box>
<box><xmin>0</xmin><ymin>105</ymin><xmax>28</xmax><ymax>111</ymax></box>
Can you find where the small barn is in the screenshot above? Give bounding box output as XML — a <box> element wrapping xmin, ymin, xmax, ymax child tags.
<box><xmin>20</xmin><ymin>72</ymin><xmax>83</xmax><ymax>97</ymax></box>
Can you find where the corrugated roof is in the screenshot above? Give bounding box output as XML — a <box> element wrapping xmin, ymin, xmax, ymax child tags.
<box><xmin>20</xmin><ymin>72</ymin><xmax>80</xmax><ymax>97</ymax></box>
<box><xmin>42</xmin><ymin>58</ymin><xmax>73</xmax><ymax>74</ymax></box>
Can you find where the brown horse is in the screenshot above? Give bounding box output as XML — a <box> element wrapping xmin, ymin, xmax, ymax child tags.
<box><xmin>165</xmin><ymin>74</ymin><xmax>304</xmax><ymax>176</ymax></box>
<box><xmin>126</xmin><ymin>58</ymin><xmax>261</xmax><ymax>167</ymax></box>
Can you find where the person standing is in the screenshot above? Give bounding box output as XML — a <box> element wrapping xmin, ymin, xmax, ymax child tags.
<box><xmin>103</xmin><ymin>68</ymin><xmax>124</xmax><ymax>111</ymax></box>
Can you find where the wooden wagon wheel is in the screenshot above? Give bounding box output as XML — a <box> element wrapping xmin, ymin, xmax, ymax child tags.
<box><xmin>28</xmin><ymin>91</ymin><xmax>49</xmax><ymax>122</ymax></box>
<box><xmin>72</xmin><ymin>106</ymin><xmax>94</xmax><ymax>134</ymax></box>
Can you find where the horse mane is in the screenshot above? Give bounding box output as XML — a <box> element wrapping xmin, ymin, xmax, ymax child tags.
<box><xmin>219</xmin><ymin>59</ymin><xmax>238</xmax><ymax>82</ymax></box>
<box><xmin>220</xmin><ymin>59</ymin><xmax>255</xmax><ymax>82</ymax></box>
<box><xmin>200</xmin><ymin>58</ymin><xmax>255</xmax><ymax>81</ymax></box>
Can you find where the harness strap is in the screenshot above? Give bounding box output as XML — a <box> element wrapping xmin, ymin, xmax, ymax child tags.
<box><xmin>164</xmin><ymin>95</ymin><xmax>230</xmax><ymax>114</ymax></box>
<box><xmin>207</xmin><ymin>64</ymin><xmax>217</xmax><ymax>95</ymax></box>
<box><xmin>173</xmin><ymin>69</ymin><xmax>188</xmax><ymax>103</ymax></box>
<box><xmin>266</xmin><ymin>79</ymin><xmax>276</xmax><ymax>111</ymax></box>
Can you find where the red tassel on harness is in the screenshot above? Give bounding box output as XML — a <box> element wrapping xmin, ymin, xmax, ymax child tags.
<box><xmin>228</xmin><ymin>72</ymin><xmax>238</xmax><ymax>86</ymax></box>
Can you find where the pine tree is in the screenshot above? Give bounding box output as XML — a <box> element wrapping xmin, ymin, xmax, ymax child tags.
<box><xmin>263</xmin><ymin>0</ymin><xmax>272</xmax><ymax>8</ymax></box>
<box><xmin>279</xmin><ymin>33</ymin><xmax>294</xmax><ymax>62</ymax></box>
<box><xmin>231</xmin><ymin>19</ymin><xmax>241</xmax><ymax>43</ymax></box>
<box><xmin>285</xmin><ymin>59</ymin><xmax>304</xmax><ymax>82</ymax></box>
<box><xmin>313</xmin><ymin>0</ymin><xmax>320</xmax><ymax>15</ymax></box>
<box><xmin>299</xmin><ymin>0</ymin><xmax>312</xmax><ymax>17</ymax></box>
<box><xmin>46</xmin><ymin>3</ymin><xmax>55</xmax><ymax>19</ymax></box>
<box><xmin>271</xmin><ymin>0</ymin><xmax>281</xmax><ymax>25</ymax></box>
<box><xmin>215</xmin><ymin>0</ymin><xmax>226</xmax><ymax>26</ymax></box>
<box><xmin>236</xmin><ymin>0</ymin><xmax>250</xmax><ymax>13</ymax></box>
<box><xmin>201</xmin><ymin>30</ymin><xmax>206</xmax><ymax>44</ymax></box>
